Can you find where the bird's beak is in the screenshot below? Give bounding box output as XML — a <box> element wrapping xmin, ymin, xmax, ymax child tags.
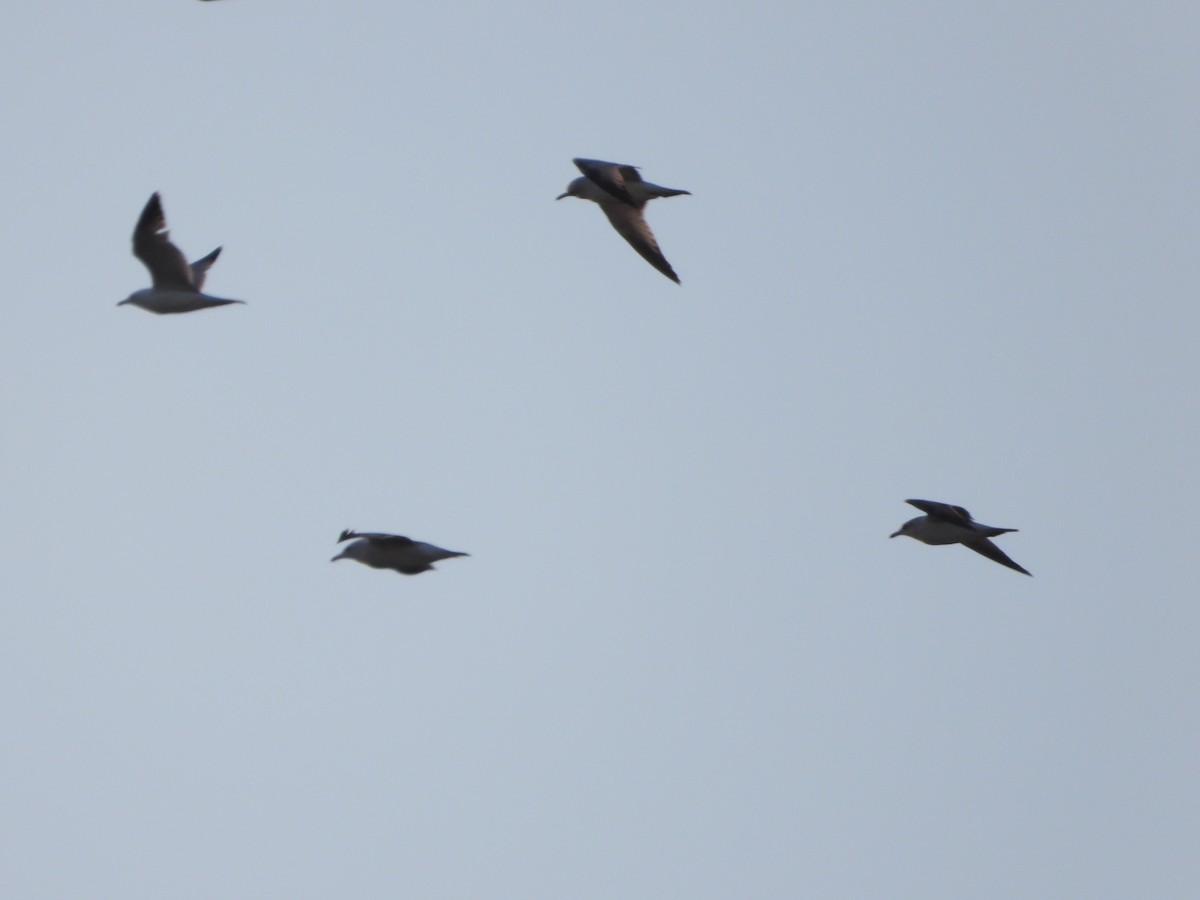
<box><xmin>330</xmin><ymin>553</ymin><xmax>344</xmax><ymax>562</ymax></box>
<box><xmin>117</xmin><ymin>299</ymin><xmax>129</xmax><ymax>306</ymax></box>
<box><xmin>889</xmin><ymin>531</ymin><xmax>901</xmax><ymax>538</ymax></box>
<box><xmin>555</xmin><ymin>192</ymin><xmax>569</xmax><ymax>200</ymax></box>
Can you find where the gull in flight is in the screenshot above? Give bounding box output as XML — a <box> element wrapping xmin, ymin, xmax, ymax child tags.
<box><xmin>557</xmin><ymin>158</ymin><xmax>690</xmax><ymax>284</ymax></box>
<box><xmin>890</xmin><ymin>499</ymin><xmax>1031</xmax><ymax>576</ymax></box>
<box><xmin>332</xmin><ymin>530</ymin><xmax>469</xmax><ymax>576</ymax></box>
<box><xmin>119</xmin><ymin>193</ymin><xmax>245</xmax><ymax>314</ymax></box>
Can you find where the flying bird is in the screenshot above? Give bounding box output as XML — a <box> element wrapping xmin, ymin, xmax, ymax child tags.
<box><xmin>119</xmin><ymin>193</ymin><xmax>245</xmax><ymax>314</ymax></box>
<box><xmin>557</xmin><ymin>158</ymin><xmax>690</xmax><ymax>284</ymax></box>
<box><xmin>332</xmin><ymin>530</ymin><xmax>469</xmax><ymax>576</ymax></box>
<box><xmin>890</xmin><ymin>499</ymin><xmax>1031</xmax><ymax>576</ymax></box>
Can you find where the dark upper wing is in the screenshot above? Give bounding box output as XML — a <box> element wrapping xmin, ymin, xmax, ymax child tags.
<box><xmin>598</xmin><ymin>203</ymin><xmax>680</xmax><ymax>283</ymax></box>
<box><xmin>189</xmin><ymin>247</ymin><xmax>222</xmax><ymax>291</ymax></box>
<box><xmin>906</xmin><ymin>499</ymin><xmax>973</xmax><ymax>525</ymax></box>
<box><xmin>338</xmin><ymin>529</ymin><xmax>414</xmax><ymax>546</ymax></box>
<box><xmin>963</xmin><ymin>538</ymin><xmax>1032</xmax><ymax>576</ymax></box>
<box><xmin>132</xmin><ymin>193</ymin><xmax>197</xmax><ymax>291</ymax></box>
<box><xmin>573</xmin><ymin>158</ymin><xmax>640</xmax><ymax>206</ymax></box>
<box><xmin>616</xmin><ymin>164</ymin><xmax>643</xmax><ymax>185</ymax></box>
<box><xmin>363</xmin><ymin>534</ymin><xmax>415</xmax><ymax>547</ymax></box>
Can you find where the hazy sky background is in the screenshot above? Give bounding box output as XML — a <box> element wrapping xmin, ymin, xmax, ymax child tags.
<box><xmin>3</xmin><ymin>1</ymin><xmax>1198</xmax><ymax>897</ymax></box>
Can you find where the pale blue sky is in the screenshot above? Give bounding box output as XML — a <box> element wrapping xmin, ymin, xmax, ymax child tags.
<box><xmin>3</xmin><ymin>1</ymin><xmax>1198</xmax><ymax>897</ymax></box>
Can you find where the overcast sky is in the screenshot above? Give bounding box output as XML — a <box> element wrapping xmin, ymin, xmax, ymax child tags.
<box><xmin>3</xmin><ymin>1</ymin><xmax>1198</xmax><ymax>897</ymax></box>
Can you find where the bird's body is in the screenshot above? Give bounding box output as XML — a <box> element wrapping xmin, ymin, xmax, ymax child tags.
<box><xmin>332</xmin><ymin>529</ymin><xmax>469</xmax><ymax>576</ymax></box>
<box><xmin>557</xmin><ymin>158</ymin><xmax>689</xmax><ymax>283</ymax></box>
<box><xmin>119</xmin><ymin>193</ymin><xmax>244</xmax><ymax>314</ymax></box>
<box><xmin>121</xmin><ymin>288</ymin><xmax>237</xmax><ymax>315</ymax></box>
<box><xmin>890</xmin><ymin>499</ymin><xmax>1030</xmax><ymax>576</ymax></box>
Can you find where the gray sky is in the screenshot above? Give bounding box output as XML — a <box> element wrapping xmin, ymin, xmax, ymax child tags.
<box><xmin>3</xmin><ymin>1</ymin><xmax>1198</xmax><ymax>897</ymax></box>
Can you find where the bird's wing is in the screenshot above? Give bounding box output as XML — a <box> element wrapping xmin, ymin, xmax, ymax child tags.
<box><xmin>359</xmin><ymin>533</ymin><xmax>416</xmax><ymax>546</ymax></box>
<box><xmin>189</xmin><ymin>247</ymin><xmax>222</xmax><ymax>291</ymax></box>
<box><xmin>132</xmin><ymin>193</ymin><xmax>197</xmax><ymax>291</ymax></box>
<box><xmin>616</xmin><ymin>164</ymin><xmax>644</xmax><ymax>185</ymax></box>
<box><xmin>963</xmin><ymin>538</ymin><xmax>1032</xmax><ymax>576</ymax></box>
<box><xmin>573</xmin><ymin>158</ymin><xmax>639</xmax><ymax>205</ymax></box>
<box><xmin>338</xmin><ymin>529</ymin><xmax>414</xmax><ymax>544</ymax></box>
<box><xmin>906</xmin><ymin>499</ymin><xmax>973</xmax><ymax>525</ymax></box>
<box><xmin>598</xmin><ymin>203</ymin><xmax>680</xmax><ymax>283</ymax></box>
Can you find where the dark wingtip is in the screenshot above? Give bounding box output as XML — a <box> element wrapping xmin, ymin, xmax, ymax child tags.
<box><xmin>337</xmin><ymin>529</ymin><xmax>355</xmax><ymax>543</ymax></box>
<box><xmin>137</xmin><ymin>192</ymin><xmax>164</xmax><ymax>223</ymax></box>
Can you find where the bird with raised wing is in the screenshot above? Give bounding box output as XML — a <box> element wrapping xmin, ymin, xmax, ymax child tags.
<box><xmin>557</xmin><ymin>158</ymin><xmax>690</xmax><ymax>284</ymax></box>
<box><xmin>331</xmin><ymin>530</ymin><xmax>469</xmax><ymax>576</ymax></box>
<box><xmin>890</xmin><ymin>499</ymin><xmax>1031</xmax><ymax>576</ymax></box>
<box><xmin>119</xmin><ymin>193</ymin><xmax>245</xmax><ymax>314</ymax></box>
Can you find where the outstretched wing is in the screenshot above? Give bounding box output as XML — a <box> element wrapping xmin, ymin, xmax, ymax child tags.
<box><xmin>132</xmin><ymin>193</ymin><xmax>197</xmax><ymax>291</ymax></box>
<box><xmin>598</xmin><ymin>203</ymin><xmax>680</xmax><ymax>283</ymax></box>
<box><xmin>573</xmin><ymin>158</ymin><xmax>641</xmax><ymax>206</ymax></box>
<box><xmin>963</xmin><ymin>538</ymin><xmax>1032</xmax><ymax>576</ymax></box>
<box><xmin>338</xmin><ymin>529</ymin><xmax>415</xmax><ymax>546</ymax></box>
<box><xmin>189</xmin><ymin>247</ymin><xmax>222</xmax><ymax>291</ymax></box>
<box><xmin>906</xmin><ymin>499</ymin><xmax>973</xmax><ymax>525</ymax></box>
<box><xmin>367</xmin><ymin>534</ymin><xmax>416</xmax><ymax>547</ymax></box>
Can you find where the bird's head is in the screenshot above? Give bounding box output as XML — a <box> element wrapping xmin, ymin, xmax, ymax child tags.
<box><xmin>331</xmin><ymin>542</ymin><xmax>365</xmax><ymax>563</ymax></box>
<box><xmin>556</xmin><ymin>177</ymin><xmax>587</xmax><ymax>200</ymax></box>
<box><xmin>118</xmin><ymin>287</ymin><xmax>155</xmax><ymax>308</ymax></box>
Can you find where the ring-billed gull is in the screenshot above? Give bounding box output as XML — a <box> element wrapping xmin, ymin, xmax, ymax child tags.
<box><xmin>557</xmin><ymin>158</ymin><xmax>690</xmax><ymax>284</ymax></box>
<box><xmin>332</xmin><ymin>530</ymin><xmax>469</xmax><ymax>576</ymax></box>
<box><xmin>890</xmin><ymin>499</ymin><xmax>1031</xmax><ymax>576</ymax></box>
<box><xmin>119</xmin><ymin>193</ymin><xmax>245</xmax><ymax>314</ymax></box>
